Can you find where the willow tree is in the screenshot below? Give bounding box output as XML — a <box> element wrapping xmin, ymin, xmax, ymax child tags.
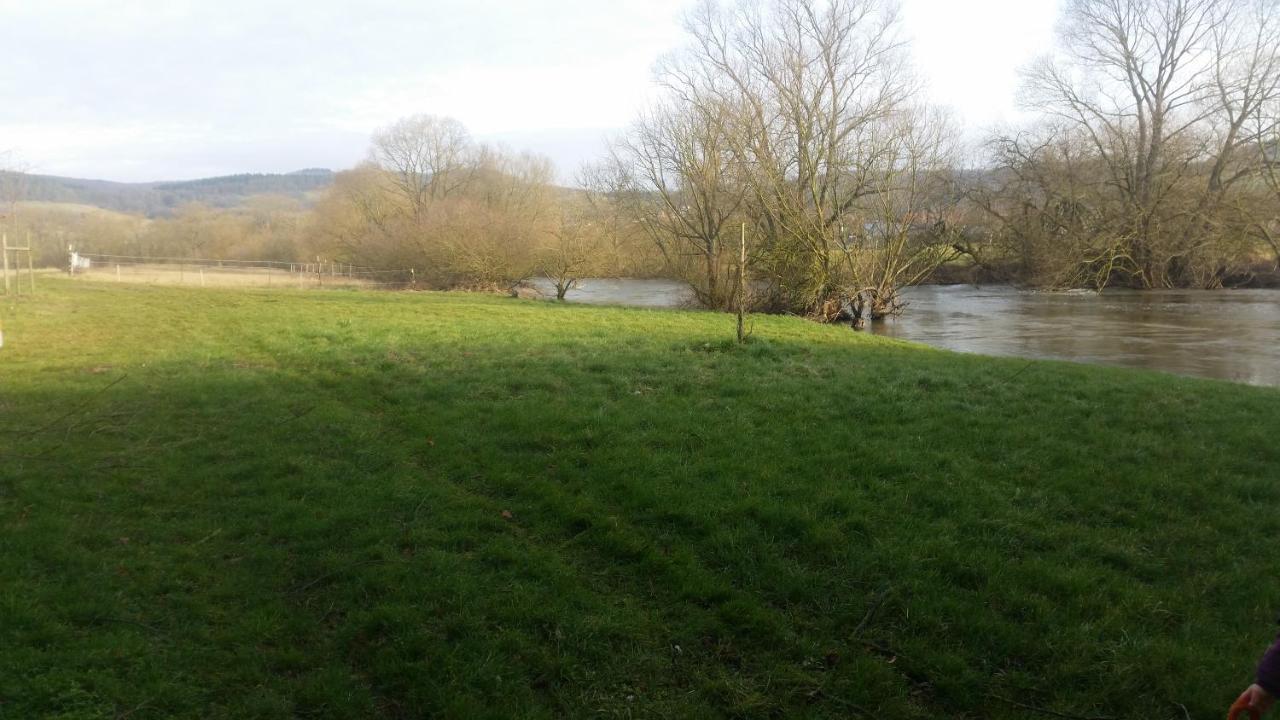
<box><xmin>834</xmin><ymin>107</ymin><xmax>962</xmax><ymax>320</ymax></box>
<box><xmin>539</xmin><ymin>203</ymin><xmax>604</xmax><ymax>300</ymax></box>
<box><xmin>635</xmin><ymin>0</ymin><xmax>957</xmax><ymax>319</ymax></box>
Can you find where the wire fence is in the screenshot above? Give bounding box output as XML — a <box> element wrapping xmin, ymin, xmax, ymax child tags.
<box><xmin>69</xmin><ymin>253</ymin><xmax>414</xmax><ymax>290</ymax></box>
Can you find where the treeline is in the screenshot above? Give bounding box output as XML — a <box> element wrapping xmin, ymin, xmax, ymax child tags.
<box><xmin>594</xmin><ymin>0</ymin><xmax>1280</xmax><ymax>319</ymax></box>
<box><xmin>8</xmin><ymin>0</ymin><xmax>1280</xmax><ymax>319</ymax></box>
<box><xmin>305</xmin><ymin>0</ymin><xmax>967</xmax><ymax>321</ymax></box>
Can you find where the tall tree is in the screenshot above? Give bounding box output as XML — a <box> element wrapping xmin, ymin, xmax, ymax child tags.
<box><xmin>622</xmin><ymin>0</ymin><xmax>955</xmax><ymax>318</ymax></box>
<box><xmin>618</xmin><ymin>99</ymin><xmax>745</xmax><ymax>309</ymax></box>
<box><xmin>1020</xmin><ymin>0</ymin><xmax>1280</xmax><ymax>287</ymax></box>
<box><xmin>370</xmin><ymin>114</ymin><xmax>475</xmax><ymax>222</ymax></box>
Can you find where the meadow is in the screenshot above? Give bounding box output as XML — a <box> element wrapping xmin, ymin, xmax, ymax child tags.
<box><xmin>2</xmin><ymin>279</ymin><xmax>1279</xmax><ymax>719</ymax></box>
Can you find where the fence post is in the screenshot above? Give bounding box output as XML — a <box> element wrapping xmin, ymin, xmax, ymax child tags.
<box><xmin>117</xmin><ymin>264</ymin><xmax>121</xmax><ymax>281</ymax></box>
<box><xmin>27</xmin><ymin>244</ymin><xmax>34</xmax><ymax>293</ymax></box>
<box><xmin>2</xmin><ymin>233</ymin><xmax>9</xmax><ymax>295</ymax></box>
<box><xmin>737</xmin><ymin>222</ymin><xmax>746</xmax><ymax>343</ymax></box>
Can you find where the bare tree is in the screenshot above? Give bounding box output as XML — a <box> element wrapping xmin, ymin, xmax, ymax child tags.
<box><xmin>1206</xmin><ymin>0</ymin><xmax>1280</xmax><ymax>196</ymax></box>
<box><xmin>628</xmin><ymin>0</ymin><xmax>954</xmax><ymax>319</ymax></box>
<box><xmin>0</xmin><ymin>151</ymin><xmax>31</xmax><ymax>236</ymax></box>
<box><xmin>370</xmin><ymin>114</ymin><xmax>475</xmax><ymax>222</ymax></box>
<box><xmin>834</xmin><ymin>107</ymin><xmax>963</xmax><ymax>321</ymax></box>
<box><xmin>1020</xmin><ymin>0</ymin><xmax>1280</xmax><ymax>287</ymax></box>
<box><xmin>618</xmin><ymin>100</ymin><xmax>745</xmax><ymax>309</ymax></box>
<box><xmin>1252</xmin><ymin>110</ymin><xmax>1280</xmax><ymax>267</ymax></box>
<box><xmin>578</xmin><ymin>159</ymin><xmax>655</xmax><ymax>276</ymax></box>
<box><xmin>540</xmin><ymin>207</ymin><xmax>602</xmax><ymax>300</ymax></box>
<box><xmin>312</xmin><ymin>117</ymin><xmax>561</xmax><ymax>290</ymax></box>
<box><xmin>437</xmin><ymin>148</ymin><xmax>555</xmax><ymax>289</ymax></box>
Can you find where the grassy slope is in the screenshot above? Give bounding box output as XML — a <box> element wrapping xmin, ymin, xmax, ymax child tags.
<box><xmin>2</xmin><ymin>280</ymin><xmax>1279</xmax><ymax>719</ymax></box>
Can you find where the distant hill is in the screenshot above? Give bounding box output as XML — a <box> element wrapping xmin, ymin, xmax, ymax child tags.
<box><xmin>2</xmin><ymin>169</ymin><xmax>335</xmax><ymax>217</ymax></box>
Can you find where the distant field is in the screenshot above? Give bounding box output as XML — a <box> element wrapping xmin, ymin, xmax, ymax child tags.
<box><xmin>16</xmin><ymin>201</ymin><xmax>146</xmax><ymax>221</ymax></box>
<box><xmin>2</xmin><ymin>279</ymin><xmax>1279</xmax><ymax>719</ymax></box>
<box><xmin>73</xmin><ymin>263</ymin><xmax>391</xmax><ymax>289</ymax></box>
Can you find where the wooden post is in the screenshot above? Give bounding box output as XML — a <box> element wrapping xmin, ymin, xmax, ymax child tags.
<box><xmin>410</xmin><ymin>268</ymin><xmax>416</xmax><ymax>290</ymax></box>
<box><xmin>27</xmin><ymin>245</ymin><xmax>34</xmax><ymax>293</ymax></box>
<box><xmin>2</xmin><ymin>233</ymin><xmax>10</xmax><ymax>295</ymax></box>
<box><xmin>737</xmin><ymin>222</ymin><xmax>747</xmax><ymax>344</ymax></box>
<box><xmin>117</xmin><ymin>264</ymin><xmax>121</xmax><ymax>281</ymax></box>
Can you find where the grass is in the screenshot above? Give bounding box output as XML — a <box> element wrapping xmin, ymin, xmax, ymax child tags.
<box><xmin>2</xmin><ymin>279</ymin><xmax>1279</xmax><ymax>719</ymax></box>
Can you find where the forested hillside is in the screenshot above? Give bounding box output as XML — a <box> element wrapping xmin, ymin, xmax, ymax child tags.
<box><xmin>3</xmin><ymin>169</ymin><xmax>333</xmax><ymax>216</ymax></box>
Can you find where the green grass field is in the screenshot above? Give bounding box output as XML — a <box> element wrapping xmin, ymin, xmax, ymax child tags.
<box><xmin>3</xmin><ymin>279</ymin><xmax>1279</xmax><ymax>719</ymax></box>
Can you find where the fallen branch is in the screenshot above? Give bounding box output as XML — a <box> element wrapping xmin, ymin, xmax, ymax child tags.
<box><xmin>291</xmin><ymin>558</ymin><xmax>394</xmax><ymax>595</ymax></box>
<box><xmin>807</xmin><ymin>688</ymin><xmax>872</xmax><ymax>717</ymax></box>
<box><xmin>276</xmin><ymin>405</ymin><xmax>315</xmax><ymax>426</ymax></box>
<box><xmin>1004</xmin><ymin>360</ymin><xmax>1036</xmax><ymax>383</ymax></box>
<box><xmin>90</xmin><ymin>615</ymin><xmax>160</xmax><ymax>634</ymax></box>
<box><xmin>987</xmin><ymin>692</ymin><xmax>1115</xmax><ymax>720</ymax></box>
<box><xmin>14</xmin><ymin>374</ymin><xmax>128</xmax><ymax>439</ymax></box>
<box><xmin>852</xmin><ymin>586</ymin><xmax>892</xmax><ymax>639</ymax></box>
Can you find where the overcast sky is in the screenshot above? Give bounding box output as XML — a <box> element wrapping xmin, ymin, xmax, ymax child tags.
<box><xmin>0</xmin><ymin>0</ymin><xmax>1059</xmax><ymax>183</ymax></box>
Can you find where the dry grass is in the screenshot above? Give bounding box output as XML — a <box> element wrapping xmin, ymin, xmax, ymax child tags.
<box><xmin>73</xmin><ymin>263</ymin><xmax>389</xmax><ymax>289</ymax></box>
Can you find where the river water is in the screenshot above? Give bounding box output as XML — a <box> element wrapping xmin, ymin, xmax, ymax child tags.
<box><xmin>528</xmin><ymin>278</ymin><xmax>1280</xmax><ymax>386</ymax></box>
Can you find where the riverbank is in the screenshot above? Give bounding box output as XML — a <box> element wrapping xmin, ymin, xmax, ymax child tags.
<box><xmin>3</xmin><ymin>279</ymin><xmax>1279</xmax><ymax>718</ymax></box>
<box><xmin>530</xmin><ymin>277</ymin><xmax>1280</xmax><ymax>385</ymax></box>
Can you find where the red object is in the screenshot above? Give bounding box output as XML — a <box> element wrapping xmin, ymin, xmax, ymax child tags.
<box><xmin>1230</xmin><ymin>696</ymin><xmax>1262</xmax><ymax>720</ymax></box>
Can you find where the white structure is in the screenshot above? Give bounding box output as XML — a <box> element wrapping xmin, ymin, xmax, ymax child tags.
<box><xmin>69</xmin><ymin>249</ymin><xmax>91</xmax><ymax>273</ymax></box>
